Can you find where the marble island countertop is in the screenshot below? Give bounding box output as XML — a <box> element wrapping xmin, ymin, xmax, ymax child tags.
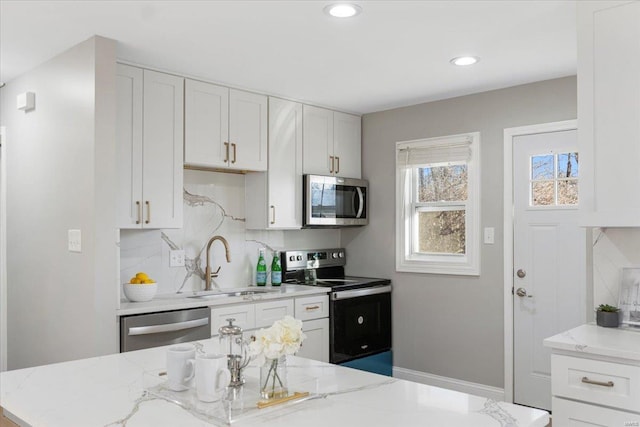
<box><xmin>0</xmin><ymin>339</ymin><xmax>549</xmax><ymax>427</ymax></box>
<box><xmin>118</xmin><ymin>284</ymin><xmax>330</xmax><ymax>316</ymax></box>
<box><xmin>543</xmin><ymin>323</ymin><xmax>640</xmax><ymax>361</ymax></box>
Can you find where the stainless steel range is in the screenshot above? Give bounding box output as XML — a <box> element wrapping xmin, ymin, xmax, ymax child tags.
<box><xmin>282</xmin><ymin>248</ymin><xmax>392</xmax><ymax>376</ymax></box>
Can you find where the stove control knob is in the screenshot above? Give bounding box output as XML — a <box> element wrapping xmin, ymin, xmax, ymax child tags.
<box><xmin>332</xmin><ymin>252</ymin><xmax>338</xmax><ymax>259</ymax></box>
<box><xmin>289</xmin><ymin>256</ymin><xmax>296</xmax><ymax>262</ymax></box>
<box><xmin>296</xmin><ymin>255</ymin><xmax>303</xmax><ymax>261</ymax></box>
<box><xmin>338</xmin><ymin>252</ymin><xmax>344</xmax><ymax>258</ymax></box>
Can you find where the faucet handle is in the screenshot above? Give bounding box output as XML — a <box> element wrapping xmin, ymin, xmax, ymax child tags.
<box><xmin>210</xmin><ymin>266</ymin><xmax>222</xmax><ymax>278</ymax></box>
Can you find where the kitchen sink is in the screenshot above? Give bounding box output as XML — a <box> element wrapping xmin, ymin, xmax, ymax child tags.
<box><xmin>186</xmin><ymin>288</ymin><xmax>279</xmax><ymax>299</ymax></box>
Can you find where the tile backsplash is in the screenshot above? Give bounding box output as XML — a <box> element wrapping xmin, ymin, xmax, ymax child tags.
<box><xmin>119</xmin><ymin>169</ymin><xmax>340</xmax><ymax>298</ymax></box>
<box><xmin>592</xmin><ymin>227</ymin><xmax>640</xmax><ymax>308</ymax></box>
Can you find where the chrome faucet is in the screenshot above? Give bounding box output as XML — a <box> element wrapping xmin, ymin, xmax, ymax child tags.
<box><xmin>205</xmin><ymin>235</ymin><xmax>231</xmax><ymax>291</ymax></box>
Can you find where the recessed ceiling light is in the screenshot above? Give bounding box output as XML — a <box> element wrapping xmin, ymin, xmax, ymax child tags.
<box><xmin>324</xmin><ymin>3</ymin><xmax>362</xmax><ymax>18</ymax></box>
<box><xmin>450</xmin><ymin>56</ymin><xmax>480</xmax><ymax>66</ymax></box>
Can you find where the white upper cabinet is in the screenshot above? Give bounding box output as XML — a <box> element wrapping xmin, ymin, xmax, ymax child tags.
<box><xmin>184</xmin><ymin>79</ymin><xmax>267</xmax><ymax>171</ymax></box>
<box><xmin>245</xmin><ymin>97</ymin><xmax>303</xmax><ymax>229</ymax></box>
<box><xmin>116</xmin><ymin>64</ymin><xmax>184</xmax><ymax>229</ymax></box>
<box><xmin>184</xmin><ymin>79</ymin><xmax>229</xmax><ymax>169</ymax></box>
<box><xmin>579</xmin><ymin>1</ymin><xmax>640</xmax><ymax>226</ymax></box>
<box><xmin>333</xmin><ymin>111</ymin><xmax>362</xmax><ymax>179</ymax></box>
<box><xmin>303</xmin><ymin>105</ymin><xmax>361</xmax><ymax>179</ymax></box>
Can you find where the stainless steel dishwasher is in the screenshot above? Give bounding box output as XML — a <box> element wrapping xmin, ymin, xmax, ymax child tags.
<box><xmin>120</xmin><ymin>307</ymin><xmax>211</xmax><ymax>352</ymax></box>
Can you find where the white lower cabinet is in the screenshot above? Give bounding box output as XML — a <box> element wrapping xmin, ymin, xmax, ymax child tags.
<box><xmin>550</xmin><ymin>353</ymin><xmax>640</xmax><ymax>426</ymax></box>
<box><xmin>254</xmin><ymin>299</ymin><xmax>294</xmax><ymax>329</ymax></box>
<box><xmin>552</xmin><ymin>397</ymin><xmax>638</xmax><ymax>426</ymax></box>
<box><xmin>209</xmin><ymin>294</ymin><xmax>329</xmax><ymax>363</ymax></box>
<box><xmin>298</xmin><ymin>318</ymin><xmax>329</xmax><ymax>363</ymax></box>
<box><xmin>210</xmin><ymin>303</ymin><xmax>255</xmax><ymax>336</ymax></box>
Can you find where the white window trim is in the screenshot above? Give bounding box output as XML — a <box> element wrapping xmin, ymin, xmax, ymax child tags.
<box><xmin>395</xmin><ymin>132</ymin><xmax>481</xmax><ymax>276</ymax></box>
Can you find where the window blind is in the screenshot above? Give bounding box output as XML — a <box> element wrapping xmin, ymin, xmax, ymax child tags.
<box><xmin>397</xmin><ymin>138</ymin><xmax>472</xmax><ymax>166</ymax></box>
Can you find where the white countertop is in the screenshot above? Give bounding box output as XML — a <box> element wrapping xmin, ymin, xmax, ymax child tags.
<box><xmin>0</xmin><ymin>339</ymin><xmax>549</xmax><ymax>427</ymax></box>
<box><xmin>118</xmin><ymin>285</ymin><xmax>329</xmax><ymax>316</ymax></box>
<box><xmin>543</xmin><ymin>323</ymin><xmax>640</xmax><ymax>361</ymax></box>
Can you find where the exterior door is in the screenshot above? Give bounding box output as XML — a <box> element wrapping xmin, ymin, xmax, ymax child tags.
<box><xmin>513</xmin><ymin>128</ymin><xmax>586</xmax><ymax>410</ymax></box>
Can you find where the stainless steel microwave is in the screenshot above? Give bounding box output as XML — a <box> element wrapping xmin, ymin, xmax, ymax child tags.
<box><xmin>303</xmin><ymin>175</ymin><xmax>368</xmax><ymax>227</ymax></box>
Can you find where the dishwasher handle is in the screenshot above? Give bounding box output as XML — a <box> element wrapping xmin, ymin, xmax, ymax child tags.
<box><xmin>127</xmin><ymin>317</ymin><xmax>209</xmax><ymax>336</ymax></box>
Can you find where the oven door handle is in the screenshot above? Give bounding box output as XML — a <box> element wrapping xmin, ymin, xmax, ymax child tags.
<box><xmin>355</xmin><ymin>187</ymin><xmax>364</xmax><ymax>218</ymax></box>
<box><xmin>331</xmin><ymin>285</ymin><xmax>392</xmax><ymax>300</ymax></box>
<box><xmin>127</xmin><ymin>318</ymin><xmax>209</xmax><ymax>336</ymax></box>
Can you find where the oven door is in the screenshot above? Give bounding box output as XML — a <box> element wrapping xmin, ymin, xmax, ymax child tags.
<box><xmin>330</xmin><ymin>286</ymin><xmax>391</xmax><ymax>364</ymax></box>
<box><xmin>304</xmin><ymin>175</ymin><xmax>368</xmax><ymax>226</ymax></box>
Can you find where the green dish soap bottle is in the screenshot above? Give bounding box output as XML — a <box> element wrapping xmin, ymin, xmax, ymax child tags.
<box><xmin>256</xmin><ymin>248</ymin><xmax>267</xmax><ymax>286</ymax></box>
<box><xmin>271</xmin><ymin>251</ymin><xmax>282</xmax><ymax>287</ymax></box>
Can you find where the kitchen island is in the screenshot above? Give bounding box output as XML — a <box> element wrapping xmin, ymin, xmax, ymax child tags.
<box><xmin>1</xmin><ymin>339</ymin><xmax>549</xmax><ymax>427</ymax></box>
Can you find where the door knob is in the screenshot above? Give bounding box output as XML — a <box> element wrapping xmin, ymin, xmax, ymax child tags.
<box><xmin>516</xmin><ymin>287</ymin><xmax>533</xmax><ymax>298</ymax></box>
<box><xmin>516</xmin><ymin>269</ymin><xmax>526</xmax><ymax>278</ymax></box>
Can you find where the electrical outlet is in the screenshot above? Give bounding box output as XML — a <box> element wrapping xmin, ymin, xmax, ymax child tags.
<box><xmin>68</xmin><ymin>229</ymin><xmax>82</xmax><ymax>252</ymax></box>
<box><xmin>170</xmin><ymin>250</ymin><xmax>185</xmax><ymax>267</ymax></box>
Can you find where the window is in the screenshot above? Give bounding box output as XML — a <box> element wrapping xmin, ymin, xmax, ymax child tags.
<box><xmin>396</xmin><ymin>132</ymin><xmax>480</xmax><ymax>275</ymax></box>
<box><xmin>530</xmin><ymin>152</ymin><xmax>578</xmax><ymax>207</ymax></box>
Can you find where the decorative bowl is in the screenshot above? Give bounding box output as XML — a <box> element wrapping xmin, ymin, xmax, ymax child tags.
<box><xmin>123</xmin><ymin>282</ymin><xmax>158</xmax><ymax>302</ymax></box>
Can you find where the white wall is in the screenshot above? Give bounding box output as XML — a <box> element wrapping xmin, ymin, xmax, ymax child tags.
<box><xmin>0</xmin><ymin>36</ymin><xmax>118</xmax><ymax>369</ymax></box>
<box><xmin>342</xmin><ymin>76</ymin><xmax>577</xmax><ymax>389</ymax></box>
<box><xmin>120</xmin><ymin>169</ymin><xmax>340</xmax><ymax>296</ymax></box>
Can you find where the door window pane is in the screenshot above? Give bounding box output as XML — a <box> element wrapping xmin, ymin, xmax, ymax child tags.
<box><xmin>557</xmin><ymin>152</ymin><xmax>579</xmax><ymax>178</ymax></box>
<box><xmin>417</xmin><ymin>210</ymin><xmax>466</xmax><ymax>254</ymax></box>
<box><xmin>557</xmin><ymin>180</ymin><xmax>578</xmax><ymax>205</ymax></box>
<box><xmin>531</xmin><ymin>155</ymin><xmax>554</xmax><ymax>180</ymax></box>
<box><xmin>532</xmin><ymin>181</ymin><xmax>554</xmax><ymax>206</ymax></box>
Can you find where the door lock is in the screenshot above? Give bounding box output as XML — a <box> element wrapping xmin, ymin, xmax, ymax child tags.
<box><xmin>516</xmin><ymin>269</ymin><xmax>526</xmax><ymax>278</ymax></box>
<box><xmin>516</xmin><ymin>287</ymin><xmax>533</xmax><ymax>298</ymax></box>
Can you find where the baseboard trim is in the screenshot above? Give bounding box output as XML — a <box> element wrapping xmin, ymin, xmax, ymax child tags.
<box><xmin>393</xmin><ymin>366</ymin><xmax>505</xmax><ymax>401</ymax></box>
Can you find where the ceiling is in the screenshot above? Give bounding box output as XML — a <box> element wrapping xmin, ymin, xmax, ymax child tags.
<box><xmin>0</xmin><ymin>1</ymin><xmax>577</xmax><ymax>114</ymax></box>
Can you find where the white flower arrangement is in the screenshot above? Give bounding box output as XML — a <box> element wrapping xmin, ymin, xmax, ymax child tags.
<box><xmin>249</xmin><ymin>315</ymin><xmax>306</xmax><ymax>365</ymax></box>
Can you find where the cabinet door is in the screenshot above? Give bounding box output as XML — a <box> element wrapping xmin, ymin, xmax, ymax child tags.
<box><xmin>297</xmin><ymin>318</ymin><xmax>329</xmax><ymax>362</ymax></box>
<box><xmin>254</xmin><ymin>299</ymin><xmax>294</xmax><ymax>328</ymax></box>
<box><xmin>303</xmin><ymin>105</ymin><xmax>334</xmax><ymax>175</ymax></box>
<box><xmin>229</xmin><ymin>89</ymin><xmax>267</xmax><ymax>171</ymax></box>
<box><xmin>553</xmin><ymin>397</ymin><xmax>639</xmax><ymax>426</ymax></box>
<box><xmin>142</xmin><ymin>70</ymin><xmax>184</xmax><ymax>228</ymax></box>
<box><xmin>268</xmin><ymin>98</ymin><xmax>303</xmax><ymax>228</ymax></box>
<box><xmin>184</xmin><ymin>79</ymin><xmax>230</xmax><ymax>169</ymax></box>
<box><xmin>116</xmin><ymin>64</ymin><xmax>143</xmax><ymax>228</ymax></box>
<box><xmin>333</xmin><ymin>112</ymin><xmax>362</xmax><ymax>179</ymax></box>
<box><xmin>211</xmin><ymin>304</ymin><xmax>255</xmax><ymax>336</ymax></box>
<box><xmin>584</xmin><ymin>1</ymin><xmax>640</xmax><ymax>225</ymax></box>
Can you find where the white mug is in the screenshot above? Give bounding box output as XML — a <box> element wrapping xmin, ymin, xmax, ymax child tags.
<box><xmin>196</xmin><ymin>353</ymin><xmax>231</xmax><ymax>402</ymax></box>
<box><xmin>166</xmin><ymin>344</ymin><xmax>196</xmax><ymax>391</ymax></box>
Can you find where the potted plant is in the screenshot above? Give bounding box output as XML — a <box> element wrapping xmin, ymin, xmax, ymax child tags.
<box><xmin>596</xmin><ymin>304</ymin><xmax>622</xmax><ymax>327</ymax></box>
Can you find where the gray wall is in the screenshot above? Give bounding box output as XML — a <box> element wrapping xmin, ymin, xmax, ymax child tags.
<box><xmin>1</xmin><ymin>37</ymin><xmax>118</xmax><ymax>369</ymax></box>
<box><xmin>342</xmin><ymin>76</ymin><xmax>577</xmax><ymax>388</ymax></box>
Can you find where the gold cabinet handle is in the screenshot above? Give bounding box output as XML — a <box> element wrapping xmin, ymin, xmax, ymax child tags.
<box><xmin>305</xmin><ymin>305</ymin><xmax>320</xmax><ymax>311</ymax></box>
<box><xmin>329</xmin><ymin>156</ymin><xmax>334</xmax><ymax>173</ymax></box>
<box><xmin>335</xmin><ymin>156</ymin><xmax>340</xmax><ymax>174</ymax></box>
<box><xmin>270</xmin><ymin>205</ymin><xmax>276</xmax><ymax>225</ymax></box>
<box><xmin>231</xmin><ymin>143</ymin><xmax>237</xmax><ymax>164</ymax></box>
<box><xmin>136</xmin><ymin>201</ymin><xmax>141</xmax><ymax>225</ymax></box>
<box><xmin>145</xmin><ymin>201</ymin><xmax>150</xmax><ymax>224</ymax></box>
<box><xmin>224</xmin><ymin>142</ymin><xmax>229</xmax><ymax>163</ymax></box>
<box><xmin>581</xmin><ymin>377</ymin><xmax>614</xmax><ymax>387</ymax></box>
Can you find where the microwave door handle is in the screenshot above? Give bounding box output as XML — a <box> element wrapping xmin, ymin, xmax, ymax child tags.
<box><xmin>356</xmin><ymin>187</ymin><xmax>364</xmax><ymax>218</ymax></box>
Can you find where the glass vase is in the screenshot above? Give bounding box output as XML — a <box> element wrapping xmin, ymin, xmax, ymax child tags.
<box><xmin>259</xmin><ymin>355</ymin><xmax>288</xmax><ymax>400</ymax></box>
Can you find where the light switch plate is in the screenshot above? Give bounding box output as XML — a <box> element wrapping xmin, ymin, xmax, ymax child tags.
<box><xmin>68</xmin><ymin>229</ymin><xmax>82</xmax><ymax>252</ymax></box>
<box><xmin>170</xmin><ymin>249</ymin><xmax>185</xmax><ymax>267</ymax></box>
<box><xmin>483</xmin><ymin>227</ymin><xmax>495</xmax><ymax>244</ymax></box>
